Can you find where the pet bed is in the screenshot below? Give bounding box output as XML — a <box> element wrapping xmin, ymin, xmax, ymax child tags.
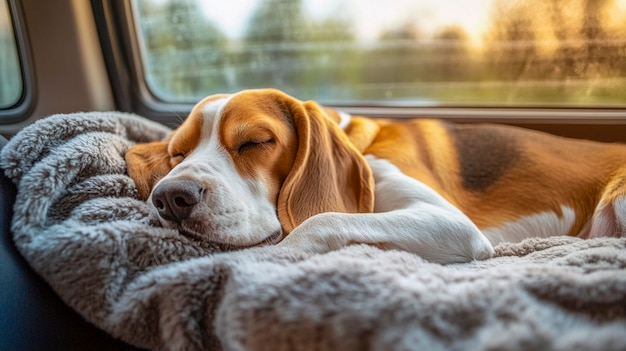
<box><xmin>2</xmin><ymin>112</ymin><xmax>625</xmax><ymax>351</ymax></box>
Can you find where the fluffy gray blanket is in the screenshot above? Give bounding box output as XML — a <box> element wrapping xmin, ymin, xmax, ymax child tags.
<box><xmin>2</xmin><ymin>112</ymin><xmax>626</xmax><ymax>351</ymax></box>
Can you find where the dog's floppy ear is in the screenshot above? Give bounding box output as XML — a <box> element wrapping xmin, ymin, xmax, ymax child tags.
<box><xmin>277</xmin><ymin>97</ymin><xmax>375</xmax><ymax>233</ymax></box>
<box><xmin>125</xmin><ymin>141</ymin><xmax>172</xmax><ymax>200</ymax></box>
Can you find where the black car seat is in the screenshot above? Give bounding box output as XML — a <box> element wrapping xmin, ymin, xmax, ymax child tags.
<box><xmin>0</xmin><ymin>135</ymin><xmax>142</xmax><ymax>350</ymax></box>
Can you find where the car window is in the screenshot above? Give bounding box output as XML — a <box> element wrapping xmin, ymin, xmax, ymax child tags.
<box><xmin>0</xmin><ymin>0</ymin><xmax>22</xmax><ymax>109</ymax></box>
<box><xmin>131</xmin><ymin>0</ymin><xmax>626</xmax><ymax>107</ymax></box>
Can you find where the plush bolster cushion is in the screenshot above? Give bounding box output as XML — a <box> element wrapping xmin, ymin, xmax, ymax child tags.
<box><xmin>0</xmin><ymin>134</ymin><xmax>141</xmax><ymax>350</ymax></box>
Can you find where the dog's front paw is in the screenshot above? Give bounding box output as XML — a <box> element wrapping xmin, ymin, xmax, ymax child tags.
<box><xmin>277</xmin><ymin>213</ymin><xmax>348</xmax><ymax>254</ymax></box>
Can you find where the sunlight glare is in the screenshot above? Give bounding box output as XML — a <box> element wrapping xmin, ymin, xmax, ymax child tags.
<box><xmin>199</xmin><ymin>0</ymin><xmax>494</xmax><ymax>44</ymax></box>
<box><xmin>199</xmin><ymin>0</ymin><xmax>258</xmax><ymax>39</ymax></box>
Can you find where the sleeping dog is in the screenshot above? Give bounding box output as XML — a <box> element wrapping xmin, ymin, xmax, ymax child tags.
<box><xmin>125</xmin><ymin>89</ymin><xmax>626</xmax><ymax>264</ymax></box>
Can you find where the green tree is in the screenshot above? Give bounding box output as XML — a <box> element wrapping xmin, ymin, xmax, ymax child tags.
<box><xmin>432</xmin><ymin>26</ymin><xmax>472</xmax><ymax>81</ymax></box>
<box><xmin>135</xmin><ymin>0</ymin><xmax>227</xmax><ymax>100</ymax></box>
<box><xmin>242</xmin><ymin>0</ymin><xmax>357</xmax><ymax>99</ymax></box>
<box><xmin>358</xmin><ymin>22</ymin><xmax>424</xmax><ymax>99</ymax></box>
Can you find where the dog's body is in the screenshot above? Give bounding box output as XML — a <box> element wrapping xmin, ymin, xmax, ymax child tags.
<box><xmin>126</xmin><ymin>89</ymin><xmax>626</xmax><ymax>264</ymax></box>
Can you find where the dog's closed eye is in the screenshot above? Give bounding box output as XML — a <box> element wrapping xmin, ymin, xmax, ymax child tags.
<box><xmin>237</xmin><ymin>139</ymin><xmax>275</xmax><ymax>154</ymax></box>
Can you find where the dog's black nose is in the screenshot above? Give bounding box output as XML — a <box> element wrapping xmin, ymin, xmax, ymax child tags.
<box><xmin>151</xmin><ymin>179</ymin><xmax>204</xmax><ymax>223</ymax></box>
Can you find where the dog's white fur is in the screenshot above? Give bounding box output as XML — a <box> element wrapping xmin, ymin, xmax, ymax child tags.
<box><xmin>279</xmin><ymin>155</ymin><xmax>495</xmax><ymax>263</ymax></box>
<box><xmin>151</xmin><ymin>97</ymin><xmax>282</xmax><ymax>247</ymax></box>
<box><xmin>483</xmin><ymin>206</ymin><xmax>576</xmax><ymax>245</ymax></box>
<box><xmin>150</xmin><ymin>95</ymin><xmax>494</xmax><ymax>262</ymax></box>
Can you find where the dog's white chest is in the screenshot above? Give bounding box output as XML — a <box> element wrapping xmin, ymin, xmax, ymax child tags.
<box><xmin>482</xmin><ymin>206</ymin><xmax>576</xmax><ymax>245</ymax></box>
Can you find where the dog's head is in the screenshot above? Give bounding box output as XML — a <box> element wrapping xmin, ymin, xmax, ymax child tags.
<box><xmin>126</xmin><ymin>89</ymin><xmax>374</xmax><ymax>247</ymax></box>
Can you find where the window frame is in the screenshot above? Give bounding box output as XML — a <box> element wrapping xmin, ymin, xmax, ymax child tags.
<box><xmin>95</xmin><ymin>0</ymin><xmax>626</xmax><ymax>130</ymax></box>
<box><xmin>0</xmin><ymin>0</ymin><xmax>36</xmax><ymax>123</ymax></box>
<box><xmin>94</xmin><ymin>0</ymin><xmax>188</xmax><ymax>126</ymax></box>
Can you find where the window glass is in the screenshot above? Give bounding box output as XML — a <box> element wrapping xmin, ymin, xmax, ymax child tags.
<box><xmin>132</xmin><ymin>0</ymin><xmax>626</xmax><ymax>107</ymax></box>
<box><xmin>0</xmin><ymin>0</ymin><xmax>22</xmax><ymax>109</ymax></box>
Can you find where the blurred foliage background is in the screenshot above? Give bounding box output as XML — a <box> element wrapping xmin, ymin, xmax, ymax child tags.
<box><xmin>134</xmin><ymin>0</ymin><xmax>626</xmax><ymax>106</ymax></box>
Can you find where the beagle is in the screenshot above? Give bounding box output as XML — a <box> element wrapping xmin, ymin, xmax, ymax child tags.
<box><xmin>125</xmin><ymin>89</ymin><xmax>626</xmax><ymax>264</ymax></box>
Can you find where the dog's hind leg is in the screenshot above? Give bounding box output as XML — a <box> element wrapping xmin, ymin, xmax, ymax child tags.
<box><xmin>583</xmin><ymin>168</ymin><xmax>626</xmax><ymax>238</ymax></box>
